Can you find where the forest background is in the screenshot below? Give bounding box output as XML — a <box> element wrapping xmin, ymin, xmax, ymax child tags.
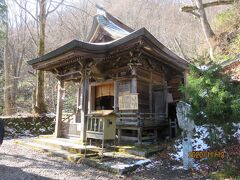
<box><xmin>0</xmin><ymin>0</ymin><xmax>239</xmax><ymax>116</ymax></box>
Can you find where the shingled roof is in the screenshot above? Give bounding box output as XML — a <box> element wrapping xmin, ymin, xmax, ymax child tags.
<box><xmin>87</xmin><ymin>4</ymin><xmax>134</xmax><ymax>42</ymax></box>
<box><xmin>27</xmin><ymin>6</ymin><xmax>189</xmax><ymax>71</ymax></box>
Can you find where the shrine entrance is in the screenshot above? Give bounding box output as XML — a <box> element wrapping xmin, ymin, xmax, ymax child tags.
<box><xmin>92</xmin><ymin>83</ymin><xmax>114</xmax><ymax>111</ymax></box>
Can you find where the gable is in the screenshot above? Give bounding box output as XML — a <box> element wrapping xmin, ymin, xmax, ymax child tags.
<box><xmin>87</xmin><ymin>5</ymin><xmax>134</xmax><ymax>43</ymax></box>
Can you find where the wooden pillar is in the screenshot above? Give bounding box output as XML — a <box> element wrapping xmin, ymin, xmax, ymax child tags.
<box><xmin>138</xmin><ymin>127</ymin><xmax>142</xmax><ymax>144</ymax></box>
<box><xmin>154</xmin><ymin>129</ymin><xmax>158</xmax><ymax>143</ymax></box>
<box><xmin>118</xmin><ymin>128</ymin><xmax>121</xmax><ymax>144</ymax></box>
<box><xmin>149</xmin><ymin>71</ymin><xmax>153</xmax><ymax>113</ymax></box>
<box><xmin>132</xmin><ymin>66</ymin><xmax>141</xmax><ymax>144</ymax></box>
<box><xmin>164</xmin><ymin>85</ymin><xmax>169</xmax><ymax>117</ymax></box>
<box><xmin>114</xmin><ymin>80</ymin><xmax>118</xmax><ymax>112</ymax></box>
<box><xmin>55</xmin><ymin>80</ymin><xmax>64</xmax><ymax>138</ymax></box>
<box><xmin>80</xmin><ymin>71</ymin><xmax>89</xmax><ymax>142</ymax></box>
<box><xmin>77</xmin><ymin>86</ymin><xmax>81</xmax><ymax>109</ymax></box>
<box><xmin>131</xmin><ymin>66</ymin><xmax>137</xmax><ymax>93</ymax></box>
<box><xmin>88</xmin><ymin>84</ymin><xmax>92</xmax><ymax>114</ymax></box>
<box><xmin>76</xmin><ymin>86</ymin><xmax>81</xmax><ymax>123</ymax></box>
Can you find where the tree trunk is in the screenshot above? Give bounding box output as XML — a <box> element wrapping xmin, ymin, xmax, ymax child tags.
<box><xmin>35</xmin><ymin>0</ymin><xmax>47</xmax><ymax>114</ymax></box>
<box><xmin>4</xmin><ymin>39</ymin><xmax>14</xmax><ymax>115</ymax></box>
<box><xmin>3</xmin><ymin>2</ymin><xmax>14</xmax><ymax>116</ymax></box>
<box><xmin>181</xmin><ymin>0</ymin><xmax>233</xmax><ymax>59</ymax></box>
<box><xmin>32</xmin><ymin>87</ymin><xmax>36</xmax><ymax>113</ymax></box>
<box><xmin>195</xmin><ymin>0</ymin><xmax>216</xmax><ymax>59</ymax></box>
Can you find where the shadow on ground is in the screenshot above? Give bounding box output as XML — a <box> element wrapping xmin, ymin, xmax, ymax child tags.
<box><xmin>0</xmin><ymin>165</ymin><xmax>51</xmax><ymax>180</ymax></box>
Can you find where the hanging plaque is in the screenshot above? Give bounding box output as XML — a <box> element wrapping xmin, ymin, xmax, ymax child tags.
<box><xmin>118</xmin><ymin>93</ymin><xmax>138</xmax><ymax>110</ymax></box>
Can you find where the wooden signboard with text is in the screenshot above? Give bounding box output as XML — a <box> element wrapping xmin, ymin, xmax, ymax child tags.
<box><xmin>118</xmin><ymin>93</ymin><xmax>138</xmax><ymax>110</ymax></box>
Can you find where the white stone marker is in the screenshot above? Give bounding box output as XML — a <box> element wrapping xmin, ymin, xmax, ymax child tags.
<box><xmin>176</xmin><ymin>101</ymin><xmax>195</xmax><ymax>170</ymax></box>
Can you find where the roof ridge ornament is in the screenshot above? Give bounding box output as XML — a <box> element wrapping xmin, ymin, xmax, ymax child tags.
<box><xmin>96</xmin><ymin>3</ymin><xmax>106</xmax><ymax>16</ymax></box>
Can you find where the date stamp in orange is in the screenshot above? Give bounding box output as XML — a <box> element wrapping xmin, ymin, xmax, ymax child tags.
<box><xmin>188</xmin><ymin>151</ymin><xmax>224</xmax><ymax>159</ymax></box>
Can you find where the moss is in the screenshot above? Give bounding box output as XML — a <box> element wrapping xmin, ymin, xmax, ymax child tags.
<box><xmin>211</xmin><ymin>167</ymin><xmax>240</xmax><ymax>180</ymax></box>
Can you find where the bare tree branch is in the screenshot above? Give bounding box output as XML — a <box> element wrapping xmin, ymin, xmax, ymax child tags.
<box><xmin>46</xmin><ymin>0</ymin><xmax>53</xmax><ymax>13</ymax></box>
<box><xmin>13</xmin><ymin>0</ymin><xmax>38</xmax><ymax>22</ymax></box>
<box><xmin>24</xmin><ymin>21</ymin><xmax>38</xmax><ymax>47</ymax></box>
<box><xmin>174</xmin><ymin>38</ymin><xmax>190</xmax><ymax>61</ymax></box>
<box><xmin>51</xmin><ymin>0</ymin><xmax>94</xmax><ymax>17</ymax></box>
<box><xmin>188</xmin><ymin>11</ymin><xmax>200</xmax><ymax>18</ymax></box>
<box><xmin>181</xmin><ymin>0</ymin><xmax>236</xmax><ymax>13</ymax></box>
<box><xmin>46</xmin><ymin>0</ymin><xmax>64</xmax><ymax>17</ymax></box>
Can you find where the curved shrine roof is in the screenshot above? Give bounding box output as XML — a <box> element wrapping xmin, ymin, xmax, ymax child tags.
<box><xmin>27</xmin><ymin>6</ymin><xmax>189</xmax><ymax>71</ymax></box>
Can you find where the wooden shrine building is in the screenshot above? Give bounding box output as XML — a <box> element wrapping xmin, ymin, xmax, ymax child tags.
<box><xmin>28</xmin><ymin>6</ymin><xmax>189</xmax><ymax>144</ymax></box>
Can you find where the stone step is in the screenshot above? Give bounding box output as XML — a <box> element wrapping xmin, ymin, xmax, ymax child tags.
<box><xmin>53</xmin><ymin>137</ymin><xmax>83</xmax><ymax>144</ymax></box>
<box><xmin>39</xmin><ymin>135</ymin><xmax>81</xmax><ymax>144</ymax></box>
<box><xmin>33</xmin><ymin>137</ymin><xmax>102</xmax><ymax>154</ymax></box>
<box><xmin>16</xmin><ymin>141</ymin><xmax>84</xmax><ymax>162</ymax></box>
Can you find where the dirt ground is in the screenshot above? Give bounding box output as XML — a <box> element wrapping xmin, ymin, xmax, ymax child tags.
<box><xmin>0</xmin><ymin>139</ymin><xmax>206</xmax><ymax>180</ymax></box>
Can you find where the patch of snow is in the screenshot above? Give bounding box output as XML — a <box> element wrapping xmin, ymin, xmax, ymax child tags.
<box><xmin>193</xmin><ymin>162</ymin><xmax>201</xmax><ymax>170</ymax></box>
<box><xmin>24</xmin><ymin>130</ymin><xmax>31</xmax><ymax>135</ymax></box>
<box><xmin>135</xmin><ymin>159</ymin><xmax>151</xmax><ymax>165</ymax></box>
<box><xmin>111</xmin><ymin>163</ymin><xmax>131</xmax><ymax>170</ymax></box>
<box><xmin>39</xmin><ymin>128</ymin><xmax>46</xmax><ymax>133</ymax></box>
<box><xmin>46</xmin><ymin>113</ymin><xmax>56</xmax><ymax>118</ymax></box>
<box><xmin>172</xmin><ymin>165</ymin><xmax>184</xmax><ymax>170</ymax></box>
<box><xmin>233</xmin><ymin>123</ymin><xmax>240</xmax><ymax>140</ymax></box>
<box><xmin>198</xmin><ymin>65</ymin><xmax>209</xmax><ymax>71</ymax></box>
<box><xmin>5</xmin><ymin>127</ymin><xmax>15</xmax><ymax>133</ymax></box>
<box><xmin>193</xmin><ymin>126</ymin><xmax>210</xmax><ymax>151</ymax></box>
<box><xmin>146</xmin><ymin>163</ymin><xmax>154</xmax><ymax>169</ymax></box>
<box><xmin>106</xmin><ymin>159</ymin><xmax>151</xmax><ymax>170</ymax></box>
<box><xmin>170</xmin><ymin>125</ymin><xmax>210</xmax><ymax>161</ymax></box>
<box><xmin>145</xmin><ymin>160</ymin><xmax>162</xmax><ymax>169</ymax></box>
<box><xmin>170</xmin><ymin>123</ymin><xmax>240</xmax><ymax>162</ymax></box>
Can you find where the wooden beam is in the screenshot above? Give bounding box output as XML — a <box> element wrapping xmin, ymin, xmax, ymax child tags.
<box><xmin>56</xmin><ymin>71</ymin><xmax>81</xmax><ymax>78</ymax></box>
<box><xmin>33</xmin><ymin>51</ymin><xmax>76</xmax><ymax>70</ymax></box>
<box><xmin>80</xmin><ymin>70</ymin><xmax>89</xmax><ymax>142</ymax></box>
<box><xmin>90</xmin><ymin>79</ymin><xmax>114</xmax><ymax>86</ymax></box>
<box><xmin>115</xmin><ymin>76</ymin><xmax>134</xmax><ymax>82</ymax></box>
<box><xmin>61</xmin><ymin>76</ymin><xmax>81</xmax><ymax>82</ymax></box>
<box><xmin>142</xmin><ymin>43</ymin><xmax>187</xmax><ymax>71</ymax></box>
<box><xmin>43</xmin><ymin>58</ymin><xmax>81</xmax><ymax>71</ymax></box>
<box><xmin>54</xmin><ymin>80</ymin><xmax>64</xmax><ymax>138</ymax></box>
<box><xmin>108</xmin><ymin>66</ymin><xmax>129</xmax><ymax>75</ymax></box>
<box><xmin>33</xmin><ymin>50</ymin><xmax>106</xmax><ymax>70</ymax></box>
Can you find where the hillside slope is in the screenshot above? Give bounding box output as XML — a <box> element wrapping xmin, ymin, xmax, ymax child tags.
<box><xmin>216</xmin><ymin>2</ymin><xmax>240</xmax><ymax>60</ymax></box>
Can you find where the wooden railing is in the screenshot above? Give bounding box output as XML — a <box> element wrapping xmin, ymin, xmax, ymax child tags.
<box><xmin>62</xmin><ymin>112</ymin><xmax>75</xmax><ymax>123</ymax></box>
<box><xmin>61</xmin><ymin>112</ymin><xmax>81</xmax><ymax>137</ymax></box>
<box><xmin>116</xmin><ymin>112</ymin><xmax>168</xmax><ymax>127</ymax></box>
